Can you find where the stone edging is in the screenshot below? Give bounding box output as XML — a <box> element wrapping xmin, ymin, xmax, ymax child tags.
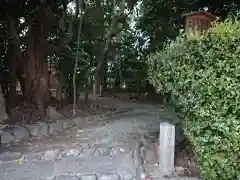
<box><xmin>0</xmin><ymin>144</ymin><xmax>136</xmax><ymax>180</ymax></box>
<box><xmin>0</xmin><ymin>145</ymin><xmax>133</xmax><ymax>163</ymax></box>
<box><xmin>0</xmin><ymin>110</ymin><xmax>121</xmax><ymax>146</ymax></box>
<box><xmin>53</xmin><ymin>173</ymin><xmax>133</xmax><ymax>180</ymax></box>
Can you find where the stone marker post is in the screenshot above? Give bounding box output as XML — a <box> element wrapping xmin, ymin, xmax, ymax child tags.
<box><xmin>159</xmin><ymin>122</ymin><xmax>175</xmax><ymax>176</ymax></box>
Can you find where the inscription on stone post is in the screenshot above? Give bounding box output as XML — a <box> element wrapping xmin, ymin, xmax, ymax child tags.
<box><xmin>159</xmin><ymin>122</ymin><xmax>175</xmax><ymax>175</ymax></box>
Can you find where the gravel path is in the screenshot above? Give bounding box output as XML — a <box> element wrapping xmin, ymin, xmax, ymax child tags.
<box><xmin>0</xmin><ymin>97</ymin><xmax>198</xmax><ymax>180</ymax></box>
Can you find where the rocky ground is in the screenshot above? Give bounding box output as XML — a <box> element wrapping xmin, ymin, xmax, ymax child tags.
<box><xmin>0</xmin><ymin>96</ymin><xmax>199</xmax><ymax>180</ymax></box>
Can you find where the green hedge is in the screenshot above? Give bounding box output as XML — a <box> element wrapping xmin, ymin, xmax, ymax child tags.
<box><xmin>148</xmin><ymin>17</ymin><xmax>240</xmax><ymax>180</ymax></box>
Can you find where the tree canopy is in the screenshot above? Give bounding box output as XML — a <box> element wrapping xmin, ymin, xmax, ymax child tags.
<box><xmin>0</xmin><ymin>0</ymin><xmax>239</xmax><ymax>117</ymax></box>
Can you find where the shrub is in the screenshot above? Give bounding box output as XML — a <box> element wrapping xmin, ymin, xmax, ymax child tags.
<box><xmin>148</xmin><ymin>17</ymin><xmax>240</xmax><ymax>180</ymax></box>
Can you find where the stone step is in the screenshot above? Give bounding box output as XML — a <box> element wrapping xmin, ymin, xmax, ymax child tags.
<box><xmin>0</xmin><ymin>150</ymin><xmax>136</xmax><ymax>180</ymax></box>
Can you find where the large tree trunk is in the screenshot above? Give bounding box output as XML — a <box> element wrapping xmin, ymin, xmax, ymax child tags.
<box><xmin>7</xmin><ymin>17</ymin><xmax>19</xmax><ymax>114</ymax></box>
<box><xmin>23</xmin><ymin>5</ymin><xmax>54</xmax><ymax>118</ymax></box>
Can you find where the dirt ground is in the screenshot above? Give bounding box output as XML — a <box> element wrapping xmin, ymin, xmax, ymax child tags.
<box><xmin>4</xmin><ymin>93</ymin><xmax>119</xmax><ymax>125</ymax></box>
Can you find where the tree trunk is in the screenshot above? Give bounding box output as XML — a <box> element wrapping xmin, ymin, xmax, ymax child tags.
<box><xmin>0</xmin><ymin>86</ymin><xmax>8</xmax><ymax>124</ymax></box>
<box><xmin>92</xmin><ymin>83</ymin><xmax>96</xmax><ymax>103</ymax></box>
<box><xmin>7</xmin><ymin>17</ymin><xmax>18</xmax><ymax>114</ymax></box>
<box><xmin>23</xmin><ymin>5</ymin><xmax>54</xmax><ymax>118</ymax></box>
<box><xmin>94</xmin><ymin>69</ymin><xmax>103</xmax><ymax>95</ymax></box>
<box><xmin>94</xmin><ymin>4</ymin><xmax>126</xmax><ymax>95</ymax></box>
<box><xmin>103</xmin><ymin>71</ymin><xmax>107</xmax><ymax>90</ymax></box>
<box><xmin>72</xmin><ymin>0</ymin><xmax>84</xmax><ymax>117</ymax></box>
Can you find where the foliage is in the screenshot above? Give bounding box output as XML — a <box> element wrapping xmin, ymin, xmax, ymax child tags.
<box><xmin>137</xmin><ymin>0</ymin><xmax>240</xmax><ymax>54</ymax></box>
<box><xmin>0</xmin><ymin>0</ymin><xmax>144</xmax><ymax>102</ymax></box>
<box><xmin>2</xmin><ymin>0</ymin><xmax>240</xmax><ymax>108</ymax></box>
<box><xmin>107</xmin><ymin>27</ymin><xmax>148</xmax><ymax>91</ymax></box>
<box><xmin>54</xmin><ymin>0</ymin><xmax>142</xmax><ymax>95</ymax></box>
<box><xmin>148</xmin><ymin>17</ymin><xmax>240</xmax><ymax>179</ymax></box>
<box><xmin>136</xmin><ymin>0</ymin><xmax>192</xmax><ymax>52</ymax></box>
